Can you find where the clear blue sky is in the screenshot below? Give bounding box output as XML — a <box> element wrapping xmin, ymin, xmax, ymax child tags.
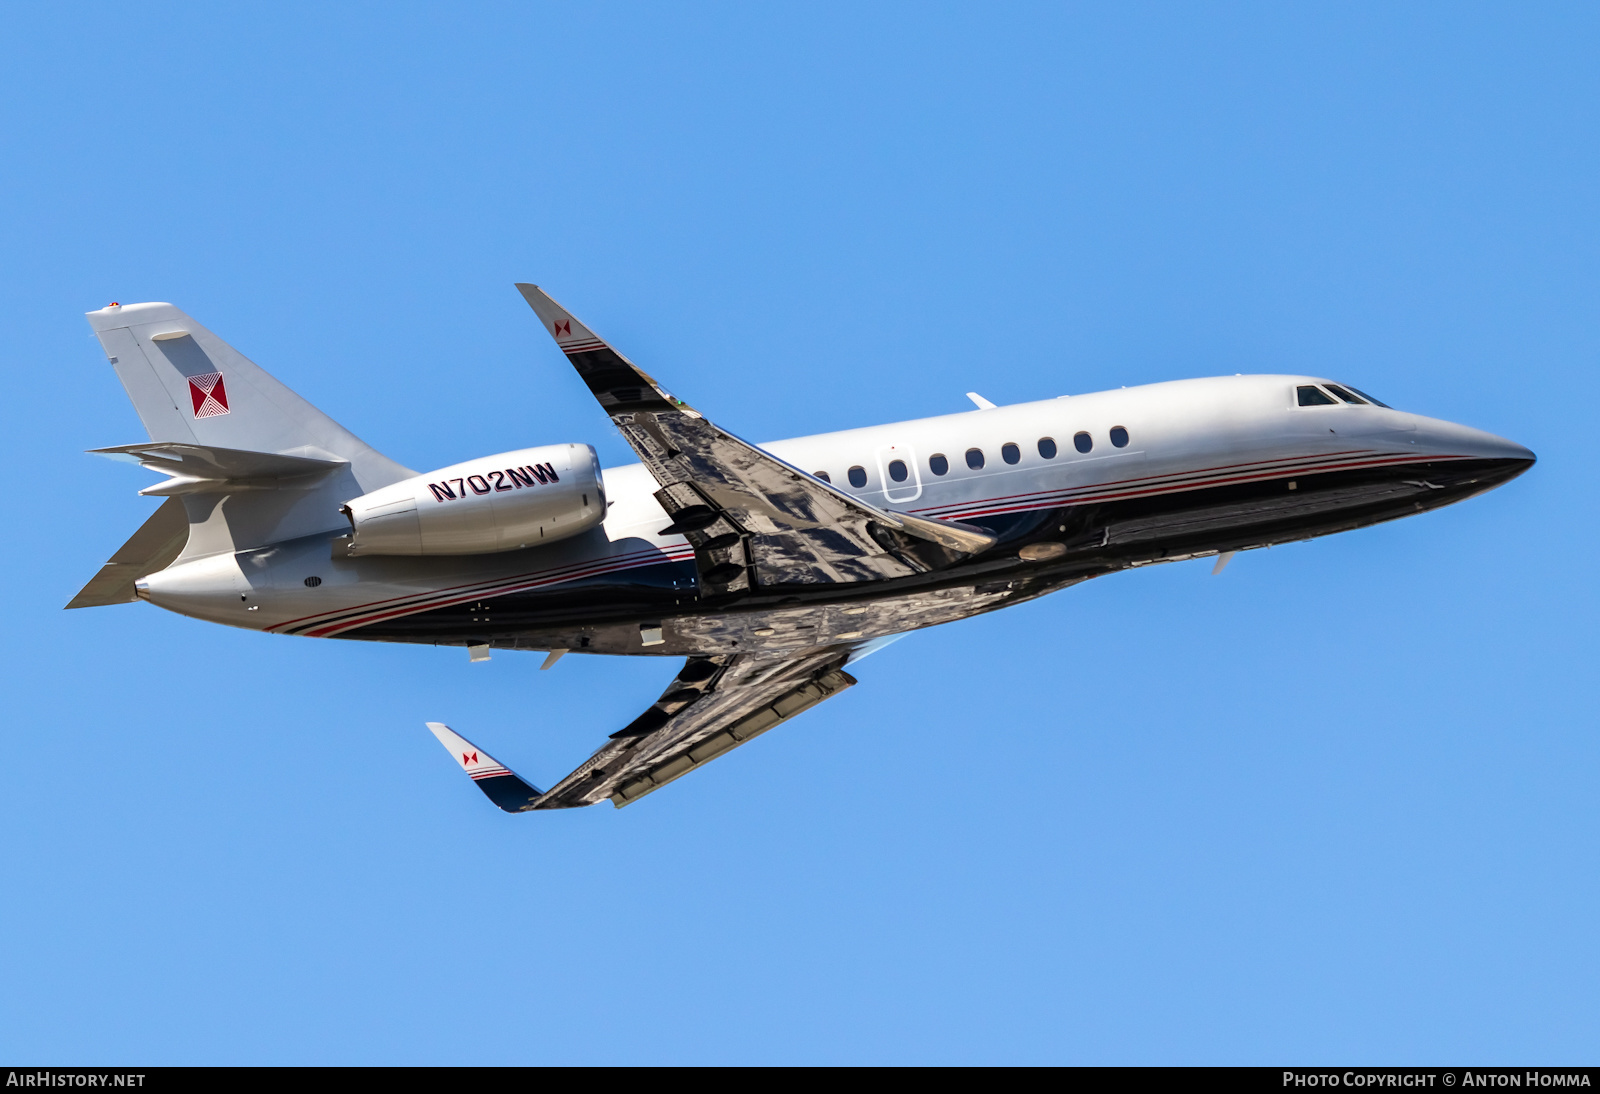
<box><xmin>1</xmin><ymin>2</ymin><xmax>1594</xmax><ymax>1064</ymax></box>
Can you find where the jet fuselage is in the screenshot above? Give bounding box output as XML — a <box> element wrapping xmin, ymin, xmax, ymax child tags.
<box><xmin>138</xmin><ymin>373</ymin><xmax>1533</xmax><ymax>657</ymax></box>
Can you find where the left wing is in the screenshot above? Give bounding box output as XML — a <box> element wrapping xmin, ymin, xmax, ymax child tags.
<box><xmin>515</xmin><ymin>284</ymin><xmax>995</xmax><ymax>593</ymax></box>
<box><xmin>430</xmin><ymin>647</ymin><xmax>857</xmax><ymax>811</ymax></box>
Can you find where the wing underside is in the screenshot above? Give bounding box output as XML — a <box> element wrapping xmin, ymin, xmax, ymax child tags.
<box><xmin>531</xmin><ymin>646</ymin><xmax>857</xmax><ymax>809</ymax></box>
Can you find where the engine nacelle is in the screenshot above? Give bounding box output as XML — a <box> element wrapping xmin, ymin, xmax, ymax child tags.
<box><xmin>341</xmin><ymin>444</ymin><xmax>605</xmax><ymax>556</ymax></box>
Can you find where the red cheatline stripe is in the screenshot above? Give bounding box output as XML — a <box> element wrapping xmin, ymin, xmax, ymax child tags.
<box><xmin>941</xmin><ymin>453</ymin><xmax>1471</xmax><ymax>520</ymax></box>
<box><xmin>469</xmin><ymin>768</ymin><xmax>512</xmax><ymax>780</ymax></box>
<box><xmin>271</xmin><ymin>545</ymin><xmax>693</xmax><ymax>634</ymax></box>
<box><xmin>909</xmin><ymin>449</ymin><xmax>1378</xmax><ymax>517</ymax></box>
<box><xmin>911</xmin><ymin>450</ymin><xmax>1460</xmax><ymax>519</ymax></box>
<box><xmin>949</xmin><ymin>454</ymin><xmax>1464</xmax><ymax>519</ymax></box>
<box><xmin>303</xmin><ymin>554</ymin><xmax>695</xmax><ymax>637</ymax></box>
<box><xmin>294</xmin><ymin>547</ymin><xmax>697</xmax><ymax>638</ymax></box>
<box><xmin>559</xmin><ymin>340</ymin><xmax>608</xmax><ymax>352</ymax></box>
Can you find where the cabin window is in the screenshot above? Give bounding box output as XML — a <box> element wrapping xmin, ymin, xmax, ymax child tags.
<box><xmin>813</xmin><ymin>470</ymin><xmax>830</xmax><ymax>483</ymax></box>
<box><xmin>929</xmin><ymin>453</ymin><xmax>949</xmax><ymax>476</ymax></box>
<box><xmin>1001</xmin><ymin>443</ymin><xmax>1021</xmax><ymax>465</ymax></box>
<box><xmin>888</xmin><ymin>459</ymin><xmax>908</xmax><ymax>482</ymax></box>
<box><xmin>1038</xmin><ymin>437</ymin><xmax>1057</xmax><ymax>459</ymax></box>
<box><xmin>1073</xmin><ymin>431</ymin><xmax>1092</xmax><ymax>454</ymax></box>
<box><xmin>965</xmin><ymin>448</ymin><xmax>985</xmax><ymax>470</ymax></box>
<box><xmin>1110</xmin><ymin>426</ymin><xmax>1129</xmax><ymax>448</ymax></box>
<box><xmin>1324</xmin><ymin>384</ymin><xmax>1366</xmax><ymax>405</ymax></box>
<box><xmin>848</xmin><ymin>465</ymin><xmax>868</xmax><ymax>488</ymax></box>
<box><xmin>1297</xmin><ymin>385</ymin><xmax>1336</xmax><ymax>406</ymax></box>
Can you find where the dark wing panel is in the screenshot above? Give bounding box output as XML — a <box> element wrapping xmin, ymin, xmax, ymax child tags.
<box><xmin>514</xmin><ymin>284</ymin><xmax>995</xmax><ymax>593</ymax></box>
<box><xmin>530</xmin><ymin>647</ymin><xmax>858</xmax><ymax>810</ymax></box>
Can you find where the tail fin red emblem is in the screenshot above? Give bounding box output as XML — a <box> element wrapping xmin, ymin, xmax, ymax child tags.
<box><xmin>187</xmin><ymin>372</ymin><xmax>230</xmax><ymax>418</ymax></box>
<box><xmin>553</xmin><ymin>319</ymin><xmax>571</xmax><ymax>338</ymax></box>
<box><xmin>463</xmin><ymin>751</ymin><xmax>478</xmax><ymax>765</ymax></box>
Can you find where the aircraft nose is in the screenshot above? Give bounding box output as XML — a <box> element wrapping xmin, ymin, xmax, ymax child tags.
<box><xmin>1404</xmin><ymin>416</ymin><xmax>1535</xmax><ymax>496</ymax></box>
<box><xmin>1416</xmin><ymin>416</ymin><xmax>1535</xmax><ymax>466</ymax></box>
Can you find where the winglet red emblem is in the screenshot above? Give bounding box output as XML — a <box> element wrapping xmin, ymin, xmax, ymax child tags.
<box><xmin>188</xmin><ymin>372</ymin><xmax>230</xmax><ymax>418</ymax></box>
<box><xmin>553</xmin><ymin>319</ymin><xmax>571</xmax><ymax>338</ymax></box>
<box><xmin>463</xmin><ymin>751</ymin><xmax>478</xmax><ymax>765</ymax></box>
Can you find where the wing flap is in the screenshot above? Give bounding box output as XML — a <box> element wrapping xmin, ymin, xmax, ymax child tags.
<box><xmin>611</xmin><ymin>662</ymin><xmax>855</xmax><ymax>806</ymax></box>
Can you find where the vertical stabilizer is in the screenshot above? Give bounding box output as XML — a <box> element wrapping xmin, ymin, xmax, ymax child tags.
<box><xmin>85</xmin><ymin>302</ymin><xmax>415</xmax><ymax>559</ymax></box>
<box><xmin>86</xmin><ymin>302</ymin><xmax>410</xmax><ymax>487</ymax></box>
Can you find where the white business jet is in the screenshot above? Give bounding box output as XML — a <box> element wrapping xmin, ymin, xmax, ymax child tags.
<box><xmin>71</xmin><ymin>286</ymin><xmax>1534</xmax><ymax>812</ymax></box>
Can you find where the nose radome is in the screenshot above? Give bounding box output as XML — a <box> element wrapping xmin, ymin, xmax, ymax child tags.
<box><xmin>1413</xmin><ymin>416</ymin><xmax>1535</xmax><ymax>465</ymax></box>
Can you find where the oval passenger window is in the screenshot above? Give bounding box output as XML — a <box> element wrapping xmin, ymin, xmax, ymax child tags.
<box><xmin>1038</xmin><ymin>437</ymin><xmax>1057</xmax><ymax>459</ymax></box>
<box><xmin>1074</xmin><ymin>432</ymin><xmax>1093</xmax><ymax>454</ymax></box>
<box><xmin>813</xmin><ymin>470</ymin><xmax>830</xmax><ymax>483</ymax></box>
<box><xmin>966</xmin><ymin>448</ymin><xmax>985</xmax><ymax>470</ymax></box>
<box><xmin>1001</xmin><ymin>443</ymin><xmax>1020</xmax><ymax>464</ymax></box>
<box><xmin>888</xmin><ymin>459</ymin><xmax>908</xmax><ymax>482</ymax></box>
<box><xmin>929</xmin><ymin>453</ymin><xmax>949</xmax><ymax>476</ymax></box>
<box><xmin>1110</xmin><ymin>426</ymin><xmax>1129</xmax><ymax>448</ymax></box>
<box><xmin>848</xmin><ymin>466</ymin><xmax>868</xmax><ymax>488</ymax></box>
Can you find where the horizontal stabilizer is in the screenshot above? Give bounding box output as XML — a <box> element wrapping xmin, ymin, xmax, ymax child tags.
<box><xmin>91</xmin><ymin>441</ymin><xmax>345</xmax><ymax>496</ymax></box>
<box><xmin>425</xmin><ymin>722</ymin><xmax>543</xmax><ymax>814</ymax></box>
<box><xmin>65</xmin><ymin>496</ymin><xmax>188</xmax><ymax>608</ymax></box>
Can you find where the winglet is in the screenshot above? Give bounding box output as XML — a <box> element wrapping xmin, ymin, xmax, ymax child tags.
<box><xmin>514</xmin><ymin>283</ymin><xmax>690</xmax><ymax>415</ymax></box>
<box><xmin>425</xmin><ymin>722</ymin><xmax>543</xmax><ymax>813</ymax></box>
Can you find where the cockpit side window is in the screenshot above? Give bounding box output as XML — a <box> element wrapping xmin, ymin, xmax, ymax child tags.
<box><xmin>1345</xmin><ymin>385</ymin><xmax>1391</xmax><ymax>408</ymax></box>
<box><xmin>1325</xmin><ymin>384</ymin><xmax>1367</xmax><ymax>405</ymax></box>
<box><xmin>1296</xmin><ymin>385</ymin><xmax>1336</xmax><ymax>406</ymax></box>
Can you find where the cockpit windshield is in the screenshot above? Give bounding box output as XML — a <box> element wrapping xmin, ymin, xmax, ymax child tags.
<box><xmin>1297</xmin><ymin>382</ymin><xmax>1394</xmax><ymax>409</ymax></box>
